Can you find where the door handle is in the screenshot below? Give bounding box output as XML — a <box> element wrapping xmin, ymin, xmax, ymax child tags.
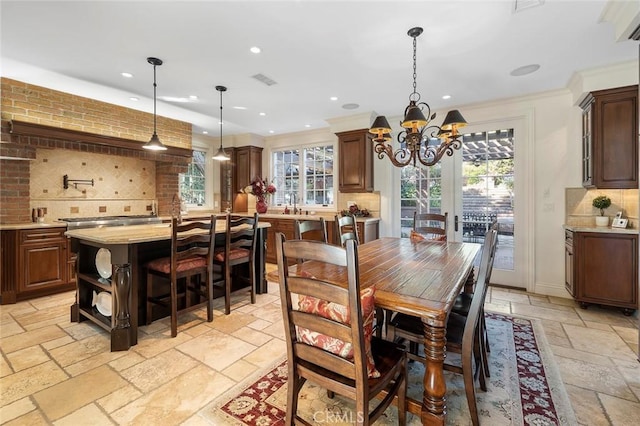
<box><xmin>454</xmin><ymin>215</ymin><xmax>459</xmax><ymax>232</ymax></box>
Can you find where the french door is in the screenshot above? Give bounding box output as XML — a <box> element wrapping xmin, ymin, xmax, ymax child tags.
<box><xmin>443</xmin><ymin>117</ymin><xmax>529</xmax><ymax>288</ymax></box>
<box><xmin>399</xmin><ymin>116</ymin><xmax>530</xmax><ymax>288</ymax></box>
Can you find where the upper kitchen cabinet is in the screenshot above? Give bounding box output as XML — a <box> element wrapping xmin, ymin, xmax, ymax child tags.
<box><xmin>580</xmin><ymin>85</ymin><xmax>638</xmax><ymax>189</ymax></box>
<box><xmin>219</xmin><ymin>148</ymin><xmax>236</xmax><ymax>213</ymax></box>
<box><xmin>234</xmin><ymin>146</ymin><xmax>263</xmax><ymax>194</ymax></box>
<box><xmin>337</xmin><ymin>129</ymin><xmax>374</xmax><ymax>193</ymax></box>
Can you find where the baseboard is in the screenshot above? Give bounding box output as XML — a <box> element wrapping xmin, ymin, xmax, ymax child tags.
<box><xmin>531</xmin><ymin>282</ymin><xmax>573</xmax><ymax>299</ymax></box>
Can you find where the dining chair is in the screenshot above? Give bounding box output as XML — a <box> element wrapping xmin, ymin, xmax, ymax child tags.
<box><xmin>335</xmin><ymin>214</ymin><xmax>359</xmax><ymax>246</ymax></box>
<box><xmin>145</xmin><ymin>215</ymin><xmax>218</xmax><ymax>337</ymax></box>
<box><xmin>387</xmin><ymin>228</ymin><xmax>498</xmax><ymax>426</ymax></box>
<box><xmin>413</xmin><ymin>212</ymin><xmax>447</xmax><ymax>240</ymax></box>
<box><xmin>213</xmin><ymin>213</ymin><xmax>258</xmax><ymax>315</ymax></box>
<box><xmin>294</xmin><ymin>217</ymin><xmax>328</xmax><ymax>243</ymax></box>
<box><xmin>275</xmin><ymin>234</ymin><xmax>408</xmax><ymax>426</ymax></box>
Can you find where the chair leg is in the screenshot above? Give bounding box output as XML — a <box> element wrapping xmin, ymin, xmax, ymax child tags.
<box><xmin>397</xmin><ymin>361</ymin><xmax>407</xmax><ymax>426</ymax></box>
<box><xmin>146</xmin><ymin>271</ymin><xmax>153</xmax><ymax>325</ymax></box>
<box><xmin>462</xmin><ymin>340</ymin><xmax>480</xmax><ymax>426</ymax></box>
<box><xmin>224</xmin><ymin>263</ymin><xmax>231</xmax><ymax>315</ymax></box>
<box><xmin>206</xmin><ymin>271</ymin><xmax>213</xmax><ymax>322</ymax></box>
<box><xmin>249</xmin><ymin>261</ymin><xmax>256</xmax><ymax>305</ymax></box>
<box><xmin>170</xmin><ymin>276</ymin><xmax>178</xmax><ymax>338</ymax></box>
<box><xmin>286</xmin><ymin>372</ymin><xmax>303</xmax><ymax>425</ymax></box>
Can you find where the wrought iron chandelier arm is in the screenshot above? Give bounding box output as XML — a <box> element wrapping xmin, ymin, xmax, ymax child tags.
<box><xmin>373</xmin><ymin>140</ymin><xmax>413</xmax><ymax>167</ymax></box>
<box><xmin>416</xmin><ymin>137</ymin><xmax>463</xmax><ymax>167</ymax></box>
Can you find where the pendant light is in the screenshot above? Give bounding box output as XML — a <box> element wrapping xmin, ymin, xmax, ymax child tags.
<box><xmin>143</xmin><ymin>57</ymin><xmax>168</xmax><ymax>151</ymax></box>
<box><xmin>212</xmin><ymin>85</ymin><xmax>230</xmax><ymax>161</ymax></box>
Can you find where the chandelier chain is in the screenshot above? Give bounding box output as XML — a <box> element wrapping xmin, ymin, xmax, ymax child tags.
<box><xmin>411</xmin><ymin>34</ymin><xmax>418</xmax><ymax>100</ymax></box>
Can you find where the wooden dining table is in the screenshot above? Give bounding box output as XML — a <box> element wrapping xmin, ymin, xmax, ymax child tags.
<box><xmin>268</xmin><ymin>236</ymin><xmax>481</xmax><ymax>426</ymax></box>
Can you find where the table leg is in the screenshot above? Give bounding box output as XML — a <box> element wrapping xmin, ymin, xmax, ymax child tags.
<box><xmin>463</xmin><ymin>265</ymin><xmax>475</xmax><ymax>294</ymax></box>
<box><xmin>421</xmin><ymin>320</ymin><xmax>447</xmax><ymax>425</ymax></box>
<box><xmin>111</xmin><ymin>263</ymin><xmax>132</xmax><ymax>351</ymax></box>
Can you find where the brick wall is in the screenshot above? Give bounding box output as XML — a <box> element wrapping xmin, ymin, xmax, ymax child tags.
<box><xmin>0</xmin><ymin>78</ymin><xmax>193</xmax><ymax>223</ymax></box>
<box><xmin>1</xmin><ymin>78</ymin><xmax>191</xmax><ymax>148</ymax></box>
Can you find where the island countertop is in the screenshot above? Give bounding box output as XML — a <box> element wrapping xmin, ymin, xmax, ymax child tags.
<box><xmin>65</xmin><ymin>221</ymin><xmax>271</xmax><ymax>245</ymax></box>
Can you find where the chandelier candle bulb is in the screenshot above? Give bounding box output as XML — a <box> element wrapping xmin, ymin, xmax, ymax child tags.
<box><xmin>369</xmin><ymin>27</ymin><xmax>468</xmax><ymax>168</ymax></box>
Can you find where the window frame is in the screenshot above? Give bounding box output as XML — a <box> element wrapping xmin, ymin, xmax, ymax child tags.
<box><xmin>179</xmin><ymin>141</ymin><xmax>213</xmax><ymax>210</ymax></box>
<box><xmin>269</xmin><ymin>140</ymin><xmax>336</xmax><ymax>211</ymax></box>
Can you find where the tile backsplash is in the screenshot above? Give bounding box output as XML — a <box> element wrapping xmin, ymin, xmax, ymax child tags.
<box><xmin>30</xmin><ymin>148</ymin><xmax>156</xmax><ymax>220</ymax></box>
<box><xmin>565</xmin><ymin>187</ymin><xmax>638</xmax><ymax>228</ymax></box>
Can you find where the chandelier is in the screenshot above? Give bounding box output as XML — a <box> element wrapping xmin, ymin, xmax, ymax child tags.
<box><xmin>369</xmin><ymin>27</ymin><xmax>467</xmax><ymax>167</ymax></box>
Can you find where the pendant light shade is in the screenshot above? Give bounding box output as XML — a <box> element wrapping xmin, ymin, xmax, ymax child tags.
<box><xmin>143</xmin><ymin>57</ymin><xmax>167</xmax><ymax>151</ymax></box>
<box><xmin>213</xmin><ymin>85</ymin><xmax>230</xmax><ymax>161</ymax></box>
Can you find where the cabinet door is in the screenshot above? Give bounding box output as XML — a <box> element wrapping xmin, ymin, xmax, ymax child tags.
<box><xmin>581</xmin><ymin>102</ymin><xmax>593</xmax><ymax>187</ymax></box>
<box><xmin>583</xmin><ymin>85</ymin><xmax>639</xmax><ymax>189</ymax></box>
<box><xmin>576</xmin><ymin>232</ymin><xmax>638</xmax><ymax>308</ymax></box>
<box><xmin>337</xmin><ymin>129</ymin><xmax>373</xmax><ymax>192</ymax></box>
<box><xmin>263</xmin><ymin>219</ymin><xmax>278</xmax><ymax>264</ymax></box>
<box><xmin>235</xmin><ymin>146</ymin><xmax>263</xmax><ymax>193</ymax></box>
<box><xmin>564</xmin><ymin>242</ymin><xmax>574</xmax><ymax>296</ymax></box>
<box><xmin>19</xmin><ymin>230</ymin><xmax>67</xmax><ymax>293</ymax></box>
<box><xmin>220</xmin><ymin>148</ymin><xmax>235</xmax><ymax>212</ymax></box>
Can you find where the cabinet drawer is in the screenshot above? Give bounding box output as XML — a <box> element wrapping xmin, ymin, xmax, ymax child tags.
<box><xmin>20</xmin><ymin>228</ymin><xmax>66</xmax><ymax>243</ymax></box>
<box><xmin>564</xmin><ymin>230</ymin><xmax>573</xmax><ymax>245</ymax></box>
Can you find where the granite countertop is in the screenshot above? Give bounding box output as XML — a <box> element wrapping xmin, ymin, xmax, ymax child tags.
<box><xmin>0</xmin><ymin>221</ymin><xmax>68</xmax><ymax>231</ymax></box>
<box><xmin>174</xmin><ymin>211</ymin><xmax>380</xmax><ymax>223</ymax></box>
<box><xmin>563</xmin><ymin>225</ymin><xmax>639</xmax><ymax>235</ymax></box>
<box><xmin>65</xmin><ymin>222</ymin><xmax>271</xmax><ymax>245</ymax></box>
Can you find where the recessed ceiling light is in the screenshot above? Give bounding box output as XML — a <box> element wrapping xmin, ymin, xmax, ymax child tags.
<box><xmin>259</xmin><ymin>112</ymin><xmax>266</xmax><ymax>116</ymax></box>
<box><xmin>250</xmin><ymin>46</ymin><xmax>261</xmax><ymax>54</ymax></box>
<box><xmin>121</xmin><ymin>72</ymin><xmax>133</xmax><ymax>78</ymax></box>
<box><xmin>202</xmin><ymin>131</ymin><xmax>208</xmax><ymax>134</ymax></box>
<box><xmin>342</xmin><ymin>103</ymin><xmax>359</xmax><ymax>110</ymax></box>
<box><xmin>233</xmin><ymin>106</ymin><xmax>247</xmax><ymax>110</ymax></box>
<box><xmin>269</xmin><ymin>130</ymin><xmax>275</xmax><ymax>134</ymax></box>
<box><xmin>129</xmin><ymin>97</ymin><xmax>139</xmax><ymax>101</ymax></box>
<box><xmin>330</xmin><ymin>96</ymin><xmax>338</xmax><ymax>101</ymax></box>
<box><xmin>189</xmin><ymin>95</ymin><xmax>198</xmax><ymax>100</ymax></box>
<box><xmin>159</xmin><ymin>96</ymin><xmax>189</xmax><ymax>103</ymax></box>
<box><xmin>442</xmin><ymin>95</ymin><xmax>451</xmax><ymax>100</ymax></box>
<box><xmin>510</xmin><ymin>64</ymin><xmax>540</xmax><ymax>76</ymax></box>
<box><xmin>304</xmin><ymin>124</ymin><xmax>311</xmax><ymax>128</ymax></box>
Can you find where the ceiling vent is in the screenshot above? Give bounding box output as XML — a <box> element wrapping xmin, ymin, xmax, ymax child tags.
<box><xmin>513</xmin><ymin>0</ymin><xmax>544</xmax><ymax>13</ymax></box>
<box><xmin>252</xmin><ymin>73</ymin><xmax>277</xmax><ymax>86</ymax></box>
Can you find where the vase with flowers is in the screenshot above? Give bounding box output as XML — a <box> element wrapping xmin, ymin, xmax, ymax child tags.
<box><xmin>243</xmin><ymin>177</ymin><xmax>276</xmax><ymax>214</ymax></box>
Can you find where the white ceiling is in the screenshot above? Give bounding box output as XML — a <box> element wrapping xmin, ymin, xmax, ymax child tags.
<box><xmin>1</xmin><ymin>0</ymin><xmax>638</xmax><ymax>138</ymax></box>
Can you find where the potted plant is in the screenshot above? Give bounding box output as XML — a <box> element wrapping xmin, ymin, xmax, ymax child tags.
<box><xmin>592</xmin><ymin>195</ymin><xmax>611</xmax><ymax>227</ymax></box>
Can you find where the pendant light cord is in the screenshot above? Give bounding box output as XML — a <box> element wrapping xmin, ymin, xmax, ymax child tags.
<box><xmin>153</xmin><ymin>64</ymin><xmax>158</xmax><ymax>135</ymax></box>
<box><xmin>219</xmin><ymin>88</ymin><xmax>223</xmax><ymax>148</ymax></box>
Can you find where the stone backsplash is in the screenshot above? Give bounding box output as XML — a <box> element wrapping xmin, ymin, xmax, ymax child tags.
<box><xmin>30</xmin><ymin>148</ymin><xmax>156</xmax><ymax>220</ymax></box>
<box><xmin>565</xmin><ymin>187</ymin><xmax>639</xmax><ymax>228</ymax></box>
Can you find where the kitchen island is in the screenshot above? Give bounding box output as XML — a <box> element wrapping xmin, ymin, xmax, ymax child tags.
<box><xmin>65</xmin><ymin>221</ymin><xmax>270</xmax><ymax>351</ymax></box>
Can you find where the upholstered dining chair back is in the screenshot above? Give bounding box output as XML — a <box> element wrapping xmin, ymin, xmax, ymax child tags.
<box><xmin>275</xmin><ymin>234</ymin><xmax>407</xmax><ymax>425</ymax></box>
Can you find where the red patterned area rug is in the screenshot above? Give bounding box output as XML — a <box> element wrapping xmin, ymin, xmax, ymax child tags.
<box><xmin>204</xmin><ymin>313</ymin><xmax>577</xmax><ymax>425</ymax></box>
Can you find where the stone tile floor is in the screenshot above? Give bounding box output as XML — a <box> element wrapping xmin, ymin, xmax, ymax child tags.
<box><xmin>1</xmin><ymin>269</ymin><xmax>639</xmax><ymax>425</ymax></box>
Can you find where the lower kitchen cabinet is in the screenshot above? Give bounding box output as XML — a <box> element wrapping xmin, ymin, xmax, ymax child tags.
<box><xmin>1</xmin><ymin>227</ymin><xmax>76</xmax><ymax>304</ymax></box>
<box><xmin>262</xmin><ymin>216</ymin><xmax>380</xmax><ymax>264</ymax></box>
<box><xmin>566</xmin><ymin>230</ymin><xmax>638</xmax><ymax>315</ymax></box>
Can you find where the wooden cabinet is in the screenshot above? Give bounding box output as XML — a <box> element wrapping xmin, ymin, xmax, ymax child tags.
<box><xmin>1</xmin><ymin>227</ymin><xmax>76</xmax><ymax>304</ymax></box>
<box><xmin>262</xmin><ymin>216</ymin><xmax>380</xmax><ymax>264</ymax></box>
<box><xmin>220</xmin><ymin>146</ymin><xmax>262</xmax><ymax>212</ymax></box>
<box><xmin>337</xmin><ymin>129</ymin><xmax>374</xmax><ymax>193</ymax></box>
<box><xmin>219</xmin><ymin>147</ymin><xmax>236</xmax><ymax>213</ymax></box>
<box><xmin>567</xmin><ymin>230</ymin><xmax>638</xmax><ymax>315</ymax></box>
<box><xmin>234</xmin><ymin>146</ymin><xmax>263</xmax><ymax>194</ymax></box>
<box><xmin>564</xmin><ymin>230</ymin><xmax>574</xmax><ymax>296</ymax></box>
<box><xmin>580</xmin><ymin>85</ymin><xmax>638</xmax><ymax>189</ymax></box>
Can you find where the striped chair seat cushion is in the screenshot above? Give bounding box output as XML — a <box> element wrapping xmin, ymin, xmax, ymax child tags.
<box><xmin>146</xmin><ymin>256</ymin><xmax>207</xmax><ymax>274</ymax></box>
<box><xmin>214</xmin><ymin>248</ymin><xmax>251</xmax><ymax>262</ymax></box>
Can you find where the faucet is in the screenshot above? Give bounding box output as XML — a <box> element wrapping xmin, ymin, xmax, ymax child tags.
<box><xmin>292</xmin><ymin>193</ymin><xmax>298</xmax><ymax>215</ymax></box>
<box><xmin>172</xmin><ymin>194</ymin><xmax>182</xmax><ymax>224</ymax></box>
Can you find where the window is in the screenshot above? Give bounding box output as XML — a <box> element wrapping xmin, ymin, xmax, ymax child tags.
<box><xmin>179</xmin><ymin>149</ymin><xmax>207</xmax><ymax>206</ymax></box>
<box><xmin>400</xmin><ymin>162</ymin><xmax>442</xmax><ymax>237</ymax></box>
<box><xmin>272</xmin><ymin>144</ymin><xmax>334</xmax><ymax>207</ymax></box>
